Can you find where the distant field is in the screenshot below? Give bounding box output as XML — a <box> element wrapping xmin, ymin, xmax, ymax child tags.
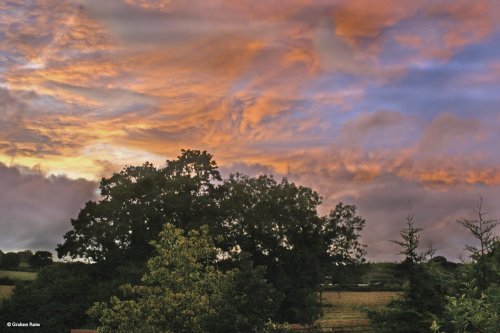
<box><xmin>319</xmin><ymin>291</ymin><xmax>399</xmax><ymax>328</ymax></box>
<box><xmin>0</xmin><ymin>285</ymin><xmax>15</xmax><ymax>300</ymax></box>
<box><xmin>290</xmin><ymin>291</ymin><xmax>399</xmax><ymax>331</ymax></box>
<box><xmin>0</xmin><ymin>270</ymin><xmax>37</xmax><ymax>281</ymax></box>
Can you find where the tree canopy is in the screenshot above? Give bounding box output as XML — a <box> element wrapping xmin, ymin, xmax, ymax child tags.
<box><xmin>56</xmin><ymin>149</ymin><xmax>366</xmax><ymax>324</ymax></box>
<box><xmin>0</xmin><ymin>252</ymin><xmax>20</xmax><ymax>269</ymax></box>
<box><xmin>56</xmin><ymin>150</ymin><xmax>222</xmax><ymax>263</ymax></box>
<box><xmin>29</xmin><ymin>251</ymin><xmax>53</xmax><ymax>269</ymax></box>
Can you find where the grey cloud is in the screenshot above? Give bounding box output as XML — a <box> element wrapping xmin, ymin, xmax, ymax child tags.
<box><xmin>418</xmin><ymin>112</ymin><xmax>483</xmax><ymax>154</ymax></box>
<box><xmin>314</xmin><ymin>18</ymin><xmax>376</xmax><ymax>76</ymax></box>
<box><xmin>0</xmin><ymin>163</ymin><xmax>97</xmax><ymax>252</ymax></box>
<box><xmin>295</xmin><ymin>170</ymin><xmax>500</xmax><ymax>262</ymax></box>
<box><xmin>281</xmin><ymin>147</ymin><xmax>500</xmax><ymax>261</ymax></box>
<box><xmin>338</xmin><ymin>111</ymin><xmax>413</xmax><ymax>148</ymax></box>
<box><xmin>79</xmin><ymin>0</ymin><xmax>249</xmax><ymax>48</ymax></box>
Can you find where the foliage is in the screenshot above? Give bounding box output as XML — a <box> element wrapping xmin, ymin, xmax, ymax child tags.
<box><xmin>368</xmin><ymin>215</ymin><xmax>450</xmax><ymax>332</ymax></box>
<box><xmin>0</xmin><ymin>277</ymin><xmax>15</xmax><ymax>285</ymax></box>
<box><xmin>391</xmin><ymin>214</ymin><xmax>432</xmax><ymax>265</ymax></box>
<box><xmin>56</xmin><ymin>149</ymin><xmax>222</xmax><ymax>263</ymax></box>
<box><xmin>456</xmin><ymin>196</ymin><xmax>499</xmax><ymax>290</ymax></box>
<box><xmin>323</xmin><ymin>203</ymin><xmax>367</xmax><ymax>265</ymax></box>
<box><xmin>89</xmin><ymin>224</ymin><xmax>284</xmax><ymax>333</ymax></box>
<box><xmin>439</xmin><ymin>241</ymin><xmax>500</xmax><ymax>333</ymax></box>
<box><xmin>28</xmin><ymin>251</ymin><xmax>53</xmax><ymax>269</ymax></box>
<box><xmin>428</xmin><ymin>198</ymin><xmax>500</xmax><ymax>333</ymax></box>
<box><xmin>0</xmin><ymin>263</ymin><xmax>143</xmax><ymax>333</ymax></box>
<box><xmin>15</xmin><ymin>250</ymin><xmax>34</xmax><ymax>265</ymax></box>
<box><xmin>219</xmin><ymin>174</ymin><xmax>366</xmax><ymax>323</ymax></box>
<box><xmin>445</xmin><ymin>285</ymin><xmax>499</xmax><ymax>333</ymax></box>
<box><xmin>369</xmin><ymin>263</ymin><xmax>451</xmax><ymax>333</ymax></box>
<box><xmin>0</xmin><ymin>252</ymin><xmax>20</xmax><ymax>269</ymax></box>
<box><xmin>56</xmin><ymin>150</ymin><xmax>366</xmax><ymax>325</ymax></box>
<box><xmin>0</xmin><ymin>263</ymin><xmax>95</xmax><ymax>332</ymax></box>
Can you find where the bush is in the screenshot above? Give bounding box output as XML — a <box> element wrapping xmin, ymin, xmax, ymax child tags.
<box><xmin>89</xmin><ymin>225</ymin><xmax>283</xmax><ymax>333</ymax></box>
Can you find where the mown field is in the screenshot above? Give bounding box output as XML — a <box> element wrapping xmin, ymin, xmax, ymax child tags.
<box><xmin>0</xmin><ymin>285</ymin><xmax>15</xmax><ymax>300</ymax></box>
<box><xmin>0</xmin><ymin>270</ymin><xmax>37</xmax><ymax>303</ymax></box>
<box><xmin>0</xmin><ymin>270</ymin><xmax>37</xmax><ymax>281</ymax></box>
<box><xmin>291</xmin><ymin>291</ymin><xmax>400</xmax><ymax>332</ymax></box>
<box><xmin>320</xmin><ymin>291</ymin><xmax>399</xmax><ymax>327</ymax></box>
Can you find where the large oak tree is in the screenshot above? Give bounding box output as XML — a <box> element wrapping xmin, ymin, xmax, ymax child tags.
<box><xmin>56</xmin><ymin>149</ymin><xmax>366</xmax><ymax>324</ymax></box>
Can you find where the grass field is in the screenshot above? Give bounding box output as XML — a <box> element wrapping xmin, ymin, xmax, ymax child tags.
<box><xmin>0</xmin><ymin>285</ymin><xmax>15</xmax><ymax>300</ymax></box>
<box><xmin>290</xmin><ymin>291</ymin><xmax>399</xmax><ymax>331</ymax></box>
<box><xmin>0</xmin><ymin>270</ymin><xmax>37</xmax><ymax>281</ymax></box>
<box><xmin>318</xmin><ymin>291</ymin><xmax>399</xmax><ymax>329</ymax></box>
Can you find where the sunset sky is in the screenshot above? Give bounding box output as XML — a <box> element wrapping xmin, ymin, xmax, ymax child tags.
<box><xmin>1</xmin><ymin>0</ymin><xmax>499</xmax><ymax>261</ymax></box>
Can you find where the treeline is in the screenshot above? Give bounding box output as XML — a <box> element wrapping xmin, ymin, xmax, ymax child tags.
<box><xmin>0</xmin><ymin>250</ymin><xmax>53</xmax><ymax>270</ymax></box>
<box><xmin>326</xmin><ymin>258</ymin><xmax>460</xmax><ymax>292</ymax></box>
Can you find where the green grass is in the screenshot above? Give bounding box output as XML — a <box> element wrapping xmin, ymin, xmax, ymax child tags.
<box><xmin>0</xmin><ymin>285</ymin><xmax>15</xmax><ymax>300</ymax></box>
<box><xmin>0</xmin><ymin>270</ymin><xmax>37</xmax><ymax>281</ymax></box>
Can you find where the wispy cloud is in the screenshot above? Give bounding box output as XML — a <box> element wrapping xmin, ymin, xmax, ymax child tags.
<box><xmin>1</xmin><ymin>0</ymin><xmax>499</xmax><ymax>258</ymax></box>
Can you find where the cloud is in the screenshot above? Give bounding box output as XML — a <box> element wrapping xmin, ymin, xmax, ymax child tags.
<box><xmin>0</xmin><ymin>162</ymin><xmax>97</xmax><ymax>252</ymax></box>
<box><xmin>339</xmin><ymin>176</ymin><xmax>500</xmax><ymax>262</ymax></box>
<box><xmin>280</xmin><ymin>153</ymin><xmax>500</xmax><ymax>261</ymax></box>
<box><xmin>417</xmin><ymin>112</ymin><xmax>484</xmax><ymax>154</ymax></box>
<box><xmin>338</xmin><ymin>111</ymin><xmax>412</xmax><ymax>148</ymax></box>
<box><xmin>2</xmin><ymin>0</ymin><xmax>500</xmax><ymax>259</ymax></box>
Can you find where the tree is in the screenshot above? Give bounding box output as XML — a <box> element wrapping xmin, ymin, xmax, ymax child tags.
<box><xmin>1</xmin><ymin>263</ymin><xmax>103</xmax><ymax>333</ymax></box>
<box><xmin>218</xmin><ymin>174</ymin><xmax>366</xmax><ymax>324</ymax></box>
<box><xmin>445</xmin><ymin>282</ymin><xmax>499</xmax><ymax>333</ymax></box>
<box><xmin>0</xmin><ymin>262</ymin><xmax>146</xmax><ymax>333</ymax></box>
<box><xmin>56</xmin><ymin>149</ymin><xmax>222</xmax><ymax>263</ymax></box>
<box><xmin>88</xmin><ymin>224</ymin><xmax>284</xmax><ymax>333</ymax></box>
<box><xmin>369</xmin><ymin>214</ymin><xmax>448</xmax><ymax>332</ymax></box>
<box><xmin>16</xmin><ymin>250</ymin><xmax>33</xmax><ymax>265</ymax></box>
<box><xmin>0</xmin><ymin>252</ymin><xmax>20</xmax><ymax>269</ymax></box>
<box><xmin>56</xmin><ymin>149</ymin><xmax>367</xmax><ymax>325</ymax></box>
<box><xmin>322</xmin><ymin>202</ymin><xmax>366</xmax><ymax>290</ymax></box>
<box><xmin>391</xmin><ymin>214</ymin><xmax>432</xmax><ymax>265</ymax></box>
<box><xmin>457</xmin><ymin>195</ymin><xmax>499</xmax><ymax>289</ymax></box>
<box><xmin>29</xmin><ymin>251</ymin><xmax>53</xmax><ymax>269</ymax></box>
<box><xmin>443</xmin><ymin>242</ymin><xmax>499</xmax><ymax>333</ymax></box>
<box><xmin>437</xmin><ymin>196</ymin><xmax>500</xmax><ymax>333</ymax></box>
<box><xmin>323</xmin><ymin>203</ymin><xmax>367</xmax><ymax>266</ymax></box>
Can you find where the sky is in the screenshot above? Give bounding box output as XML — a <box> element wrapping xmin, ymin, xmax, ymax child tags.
<box><xmin>1</xmin><ymin>0</ymin><xmax>499</xmax><ymax>261</ymax></box>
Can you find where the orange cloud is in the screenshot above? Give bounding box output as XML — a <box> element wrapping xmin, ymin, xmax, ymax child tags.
<box><xmin>2</xmin><ymin>0</ymin><xmax>499</xmax><ymax>189</ymax></box>
<box><xmin>2</xmin><ymin>0</ymin><xmax>500</xmax><ymax>260</ymax></box>
<box><xmin>429</xmin><ymin>1</ymin><xmax>496</xmax><ymax>50</ymax></box>
<box><xmin>332</xmin><ymin>0</ymin><xmax>419</xmax><ymax>38</ymax></box>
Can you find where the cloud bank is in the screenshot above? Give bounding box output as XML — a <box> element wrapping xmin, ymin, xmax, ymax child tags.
<box><xmin>0</xmin><ymin>163</ymin><xmax>96</xmax><ymax>252</ymax></box>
